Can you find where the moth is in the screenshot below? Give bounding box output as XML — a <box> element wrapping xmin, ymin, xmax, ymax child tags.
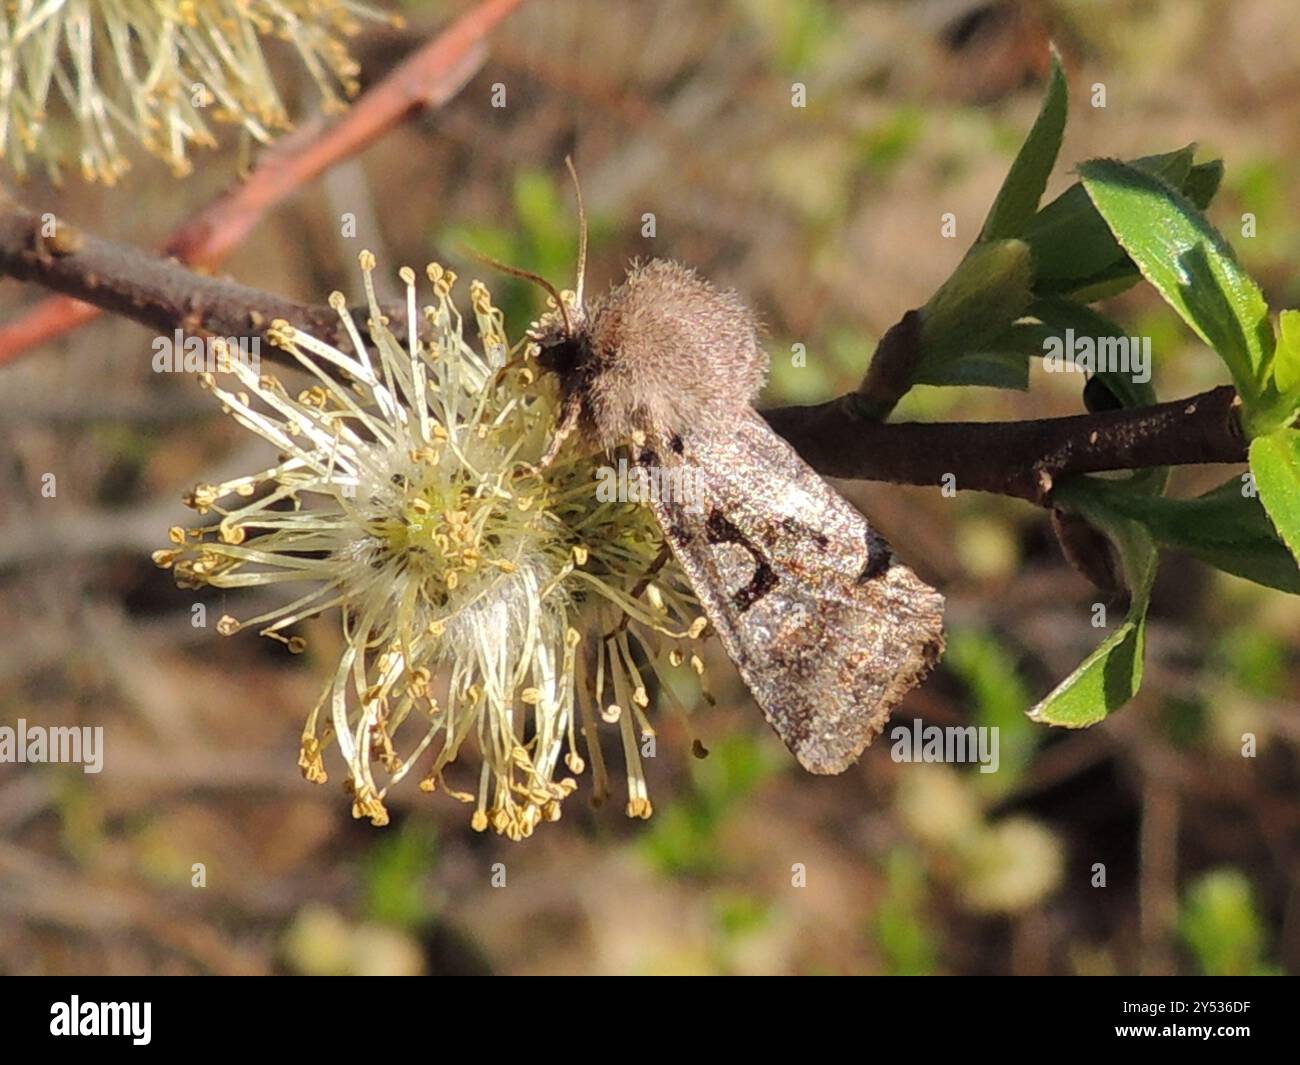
<box><xmin>488</xmin><ymin>170</ymin><xmax>945</xmax><ymax>774</ymax></box>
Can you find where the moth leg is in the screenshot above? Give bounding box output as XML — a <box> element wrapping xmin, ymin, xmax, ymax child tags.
<box><xmin>603</xmin><ymin>544</ymin><xmax>671</xmax><ymax>639</ymax></box>
<box><xmin>535</xmin><ymin>395</ymin><xmax>583</xmax><ymax>471</ymax></box>
<box><xmin>489</xmin><ymin>353</ymin><xmax>530</xmax><ymax>389</ymax></box>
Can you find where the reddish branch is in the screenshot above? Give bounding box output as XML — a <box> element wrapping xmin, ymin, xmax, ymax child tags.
<box><xmin>0</xmin><ymin>0</ymin><xmax>524</xmax><ymax>366</ymax></box>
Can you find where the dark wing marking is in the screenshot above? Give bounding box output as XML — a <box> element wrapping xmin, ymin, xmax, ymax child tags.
<box><xmin>644</xmin><ymin>409</ymin><xmax>944</xmax><ymax>774</ymax></box>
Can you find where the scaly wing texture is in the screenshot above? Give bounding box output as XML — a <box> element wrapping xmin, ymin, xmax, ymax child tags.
<box><xmin>645</xmin><ymin>409</ymin><xmax>944</xmax><ymax>774</ymax></box>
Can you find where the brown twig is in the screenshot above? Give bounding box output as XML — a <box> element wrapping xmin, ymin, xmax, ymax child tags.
<box><xmin>0</xmin><ymin>193</ymin><xmax>347</xmax><ymax>349</ymax></box>
<box><xmin>0</xmin><ymin>185</ymin><xmax>1250</xmax><ymax>505</ymax></box>
<box><xmin>0</xmin><ymin>0</ymin><xmax>524</xmax><ymax>366</ymax></box>
<box><xmin>852</xmin><ymin>308</ymin><xmax>925</xmax><ymax>420</ymax></box>
<box><xmin>761</xmin><ymin>386</ymin><xmax>1246</xmax><ymax>504</ymax></box>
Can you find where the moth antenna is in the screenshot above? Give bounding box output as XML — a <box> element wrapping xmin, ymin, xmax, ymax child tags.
<box><xmin>462</xmin><ymin>245</ymin><xmax>572</xmax><ymax>335</ymax></box>
<box><xmin>564</xmin><ymin>155</ymin><xmax>588</xmax><ymax>308</ymax></box>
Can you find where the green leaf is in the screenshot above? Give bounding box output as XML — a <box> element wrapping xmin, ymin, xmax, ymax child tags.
<box><xmin>1177</xmin><ymin>243</ymin><xmax>1274</xmax><ymax>397</ymax></box>
<box><xmin>1184</xmin><ymin>159</ymin><xmax>1224</xmax><ymax>210</ymax></box>
<box><xmin>1031</xmin><ymin>297</ymin><xmax>1158</xmax><ymax>408</ymax></box>
<box><xmin>1022</xmin><ymin>145</ymin><xmax>1198</xmax><ymax>291</ymax></box>
<box><xmin>1029</xmin><ymin>495</ymin><xmax>1157</xmax><ymax>727</ymax></box>
<box><xmin>1274</xmin><ymin>309</ymin><xmax>1300</xmax><ymax>394</ymax></box>
<box><xmin>1072</xmin><ymin>476</ymin><xmax>1300</xmax><ymax>595</ymax></box>
<box><xmin>1249</xmin><ymin>428</ymin><xmax>1300</xmax><ymax>567</ymax></box>
<box><xmin>1079</xmin><ymin>159</ymin><xmax>1275</xmax><ymax>409</ymax></box>
<box><xmin>918</xmin><ymin>239</ymin><xmax>1033</xmax><ymax>378</ymax></box>
<box><xmin>912</xmin><ymin>320</ymin><xmax>1049</xmax><ymax>389</ymax></box>
<box><xmin>1046</xmin><ymin>260</ymin><xmax>1145</xmax><ymax>303</ymax></box>
<box><xmin>979</xmin><ymin>47</ymin><xmax>1067</xmax><ymax>241</ymax></box>
<box><xmin>912</xmin><ymin>350</ymin><xmax>1029</xmax><ymax>390</ymax></box>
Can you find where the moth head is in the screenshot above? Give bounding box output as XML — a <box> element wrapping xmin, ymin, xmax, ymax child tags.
<box><xmin>525</xmin><ymin>149</ymin><xmax>591</xmax><ymax>367</ymax></box>
<box><xmin>475</xmin><ymin>161</ymin><xmax>768</xmax><ymax>456</ymax></box>
<box><xmin>528</xmin><ymin>310</ymin><xmax>593</xmax><ymax>378</ymax></box>
<box><xmin>471</xmin><ymin>239</ymin><xmax>597</xmax><ymax>414</ymax></box>
<box><xmin>472</xmin><ymin>158</ymin><xmax>605</xmax><ymax>446</ymax></box>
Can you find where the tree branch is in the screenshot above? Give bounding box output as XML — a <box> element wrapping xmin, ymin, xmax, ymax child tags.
<box><xmin>0</xmin><ymin>0</ymin><xmax>524</xmax><ymax>365</ymax></box>
<box><xmin>0</xmin><ymin>191</ymin><xmax>1249</xmax><ymax>507</ymax></box>
<box><xmin>762</xmin><ymin>387</ymin><xmax>1246</xmax><ymax>504</ymax></box>
<box><xmin>853</xmin><ymin>308</ymin><xmax>924</xmax><ymax>419</ymax></box>
<box><xmin>0</xmin><ymin>190</ymin><xmax>346</xmax><ymax>348</ymax></box>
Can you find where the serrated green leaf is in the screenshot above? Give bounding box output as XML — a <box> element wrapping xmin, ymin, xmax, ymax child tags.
<box><xmin>1071</xmin><ymin>476</ymin><xmax>1300</xmax><ymax>595</ymax></box>
<box><xmin>1249</xmin><ymin>428</ymin><xmax>1300</xmax><ymax>567</ymax></box>
<box><xmin>1079</xmin><ymin>159</ymin><xmax>1275</xmax><ymax>407</ymax></box>
<box><xmin>1177</xmin><ymin>242</ymin><xmax>1273</xmax><ymax>394</ymax></box>
<box><xmin>1029</xmin><ymin>499</ymin><xmax>1157</xmax><ymax>727</ymax></box>
<box><xmin>1023</xmin><ymin>145</ymin><xmax>1197</xmax><ymax>289</ymax></box>
<box><xmin>979</xmin><ymin>47</ymin><xmax>1067</xmax><ymax>241</ymax></box>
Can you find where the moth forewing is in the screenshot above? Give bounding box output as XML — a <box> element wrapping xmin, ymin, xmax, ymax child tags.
<box><xmin>518</xmin><ymin>248</ymin><xmax>945</xmax><ymax>773</ymax></box>
<box><xmin>642</xmin><ymin>410</ymin><xmax>945</xmax><ymax>774</ymax></box>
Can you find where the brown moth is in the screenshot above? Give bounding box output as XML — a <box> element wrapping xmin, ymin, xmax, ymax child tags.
<box><xmin>488</xmin><ymin>170</ymin><xmax>945</xmax><ymax>774</ymax></box>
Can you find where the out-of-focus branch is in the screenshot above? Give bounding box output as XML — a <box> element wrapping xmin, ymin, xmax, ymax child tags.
<box><xmin>0</xmin><ymin>0</ymin><xmax>524</xmax><ymax>366</ymax></box>
<box><xmin>162</xmin><ymin>0</ymin><xmax>523</xmax><ymax>264</ymax></box>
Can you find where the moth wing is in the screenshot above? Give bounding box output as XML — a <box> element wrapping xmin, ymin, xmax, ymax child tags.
<box><xmin>644</xmin><ymin>409</ymin><xmax>944</xmax><ymax>774</ymax></box>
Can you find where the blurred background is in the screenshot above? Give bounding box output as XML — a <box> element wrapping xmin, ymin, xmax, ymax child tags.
<box><xmin>0</xmin><ymin>0</ymin><xmax>1297</xmax><ymax>975</ymax></box>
